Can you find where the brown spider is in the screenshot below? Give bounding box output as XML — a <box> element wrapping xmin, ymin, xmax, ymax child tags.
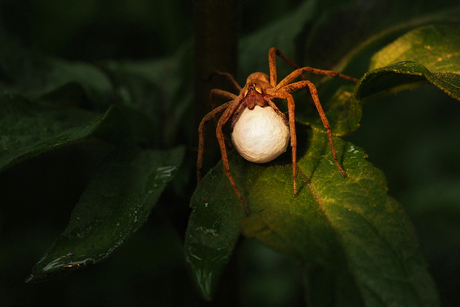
<box><xmin>197</xmin><ymin>48</ymin><xmax>359</xmax><ymax>215</ymax></box>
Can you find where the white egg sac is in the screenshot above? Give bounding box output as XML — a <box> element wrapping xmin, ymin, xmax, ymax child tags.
<box><xmin>231</xmin><ymin>105</ymin><xmax>290</xmax><ymax>163</ymax></box>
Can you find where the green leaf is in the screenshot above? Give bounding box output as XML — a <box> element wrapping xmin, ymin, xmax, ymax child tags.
<box><xmin>0</xmin><ymin>95</ymin><xmax>128</xmax><ymax>173</ymax></box>
<box><xmin>356</xmin><ymin>24</ymin><xmax>460</xmax><ymax>102</ymax></box>
<box><xmin>184</xmin><ymin>164</ymin><xmax>246</xmax><ymax>300</ymax></box>
<box><xmin>26</xmin><ymin>146</ymin><xmax>184</xmax><ymax>282</ymax></box>
<box><xmin>242</xmin><ymin>130</ymin><xmax>439</xmax><ymax>306</ymax></box>
<box><xmin>369</xmin><ymin>24</ymin><xmax>460</xmax><ymax>72</ymax></box>
<box><xmin>189</xmin><ymin>128</ymin><xmax>439</xmax><ymax>306</ymax></box>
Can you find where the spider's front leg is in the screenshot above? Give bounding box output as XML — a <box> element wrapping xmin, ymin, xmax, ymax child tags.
<box><xmin>277</xmin><ymin>80</ymin><xmax>347</xmax><ymax>178</ymax></box>
<box><xmin>267</xmin><ymin>89</ymin><xmax>299</xmax><ymax>197</ymax></box>
<box><xmin>197</xmin><ymin>89</ymin><xmax>237</xmax><ymax>183</ymax></box>
<box><xmin>210</xmin><ymin>70</ymin><xmax>243</xmax><ymax>92</ymax></box>
<box><xmin>268</xmin><ymin>47</ymin><xmax>306</xmax><ymax>87</ymax></box>
<box><xmin>215</xmin><ymin>97</ymin><xmax>251</xmax><ymax>216</ymax></box>
<box><xmin>197</xmin><ymin>87</ymin><xmax>250</xmax><ymax>216</ymax></box>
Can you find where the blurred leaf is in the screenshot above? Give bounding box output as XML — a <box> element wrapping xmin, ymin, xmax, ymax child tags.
<box><xmin>306</xmin><ymin>1</ymin><xmax>460</xmax><ymax>72</ymax></box>
<box><xmin>356</xmin><ymin>24</ymin><xmax>460</xmax><ymax>102</ymax></box>
<box><xmin>189</xmin><ymin>128</ymin><xmax>439</xmax><ymax>305</ymax></box>
<box><xmin>35</xmin><ymin>58</ymin><xmax>114</xmax><ymax>106</ymax></box>
<box><xmin>26</xmin><ymin>146</ymin><xmax>184</xmax><ymax>282</ymax></box>
<box><xmin>103</xmin><ymin>42</ymin><xmax>194</xmax><ymax>147</ymax></box>
<box><xmin>0</xmin><ymin>95</ymin><xmax>129</xmax><ymax>173</ymax></box>
<box><xmin>238</xmin><ymin>239</ymin><xmax>304</xmax><ymax>306</ymax></box>
<box><xmin>0</xmin><ymin>29</ymin><xmax>114</xmax><ymax>107</ymax></box>
<box><xmin>238</xmin><ymin>0</ymin><xmax>356</xmax><ymax>82</ymax></box>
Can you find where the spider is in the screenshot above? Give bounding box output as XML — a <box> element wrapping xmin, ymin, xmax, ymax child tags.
<box><xmin>197</xmin><ymin>47</ymin><xmax>359</xmax><ymax>215</ymax></box>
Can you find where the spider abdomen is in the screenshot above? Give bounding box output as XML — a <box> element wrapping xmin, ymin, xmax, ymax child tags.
<box><xmin>231</xmin><ymin>105</ymin><xmax>290</xmax><ymax>163</ymax></box>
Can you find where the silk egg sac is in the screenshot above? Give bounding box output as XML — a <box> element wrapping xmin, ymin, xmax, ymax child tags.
<box><xmin>231</xmin><ymin>105</ymin><xmax>290</xmax><ymax>163</ymax></box>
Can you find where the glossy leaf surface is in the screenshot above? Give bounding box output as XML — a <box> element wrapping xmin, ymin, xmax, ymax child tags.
<box><xmin>27</xmin><ymin>146</ymin><xmax>184</xmax><ymax>282</ymax></box>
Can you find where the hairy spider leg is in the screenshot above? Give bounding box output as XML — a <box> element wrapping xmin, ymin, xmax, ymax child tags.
<box><xmin>197</xmin><ymin>89</ymin><xmax>236</xmax><ymax>183</ymax></box>
<box><xmin>277</xmin><ymin>80</ymin><xmax>347</xmax><ymax>177</ymax></box>
<box><xmin>269</xmin><ymin>47</ymin><xmax>313</xmax><ymax>100</ymax></box>
<box><xmin>211</xmin><ymin>70</ymin><xmax>243</xmax><ymax>92</ymax></box>
<box><xmin>197</xmin><ymin>86</ymin><xmax>251</xmax><ymax>215</ymax></box>
<box><xmin>267</xmin><ymin>48</ymin><xmax>357</xmax><ymax>196</ymax></box>
<box><xmin>207</xmin><ymin>72</ymin><xmax>242</xmax><ymax>115</ymax></box>
<box><xmin>269</xmin><ymin>47</ymin><xmax>304</xmax><ymax>86</ymax></box>
<box><xmin>275</xmin><ymin>65</ymin><xmax>357</xmax><ymax>178</ymax></box>
<box><xmin>215</xmin><ymin>93</ymin><xmax>251</xmax><ymax>215</ymax></box>
<box><xmin>264</xmin><ymin>88</ymin><xmax>298</xmax><ymax>196</ymax></box>
<box><xmin>276</xmin><ymin>63</ymin><xmax>359</xmax><ymax>88</ymax></box>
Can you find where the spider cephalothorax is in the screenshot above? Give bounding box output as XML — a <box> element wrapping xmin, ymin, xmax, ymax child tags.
<box><xmin>197</xmin><ymin>48</ymin><xmax>359</xmax><ymax>215</ymax></box>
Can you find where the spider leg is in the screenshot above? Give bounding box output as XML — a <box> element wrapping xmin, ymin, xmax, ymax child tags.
<box><xmin>268</xmin><ymin>48</ymin><xmax>278</xmax><ymax>87</ymax></box>
<box><xmin>276</xmin><ymin>66</ymin><xmax>359</xmax><ymax>89</ymax></box>
<box><xmin>269</xmin><ymin>47</ymin><xmax>308</xmax><ymax>86</ymax></box>
<box><xmin>269</xmin><ymin>47</ymin><xmax>311</xmax><ymax>101</ymax></box>
<box><xmin>198</xmin><ymin>101</ymin><xmax>232</xmax><ymax>183</ymax></box>
<box><xmin>277</xmin><ymin>81</ymin><xmax>347</xmax><ymax>177</ymax></box>
<box><xmin>266</xmin><ymin>90</ymin><xmax>298</xmax><ymax>197</ymax></box>
<box><xmin>230</xmin><ymin>101</ymin><xmax>248</xmax><ymax>128</ymax></box>
<box><xmin>216</xmin><ymin>96</ymin><xmax>251</xmax><ymax>216</ymax></box>
<box><xmin>211</xmin><ymin>70</ymin><xmax>243</xmax><ymax>92</ymax></box>
<box><xmin>210</xmin><ymin>89</ymin><xmax>238</xmax><ymax>120</ymax></box>
<box><xmin>198</xmin><ymin>90</ymin><xmax>236</xmax><ymax>184</ymax></box>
